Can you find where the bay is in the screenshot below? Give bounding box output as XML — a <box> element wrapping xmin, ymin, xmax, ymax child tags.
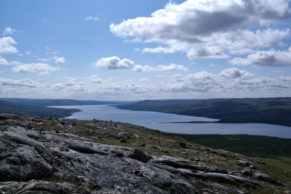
<box><xmin>55</xmin><ymin>105</ymin><xmax>291</xmax><ymax>139</ymax></box>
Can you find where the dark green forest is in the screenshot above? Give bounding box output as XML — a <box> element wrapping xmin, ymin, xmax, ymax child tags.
<box><xmin>116</xmin><ymin>98</ymin><xmax>291</xmax><ymax>126</ymax></box>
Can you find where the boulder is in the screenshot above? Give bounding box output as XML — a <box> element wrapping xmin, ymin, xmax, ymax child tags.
<box><xmin>128</xmin><ymin>148</ymin><xmax>153</xmax><ymax>163</ymax></box>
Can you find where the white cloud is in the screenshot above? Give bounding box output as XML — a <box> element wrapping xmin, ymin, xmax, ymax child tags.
<box><xmin>45</xmin><ymin>47</ymin><xmax>59</xmax><ymax>55</ymax></box>
<box><xmin>110</xmin><ymin>0</ymin><xmax>291</xmax><ymax>59</ymax></box>
<box><xmin>140</xmin><ymin>78</ymin><xmax>150</xmax><ymax>82</ymax></box>
<box><xmin>0</xmin><ymin>78</ymin><xmax>38</xmax><ymax>88</ymax></box>
<box><xmin>54</xmin><ymin>56</ymin><xmax>66</xmax><ymax>64</ymax></box>
<box><xmin>91</xmin><ymin>75</ymin><xmax>102</xmax><ymax>83</ymax></box>
<box><xmin>166</xmin><ymin>68</ymin><xmax>291</xmax><ymax>95</ymax></box>
<box><xmin>0</xmin><ymin>56</ymin><xmax>21</xmax><ymax>66</ymax></box>
<box><xmin>85</xmin><ymin>16</ymin><xmax>100</xmax><ymax>22</ymax></box>
<box><xmin>94</xmin><ymin>56</ymin><xmax>188</xmax><ymax>72</ymax></box>
<box><xmin>188</xmin><ymin>71</ymin><xmax>215</xmax><ymax>80</ymax></box>
<box><xmin>232</xmin><ymin>76</ymin><xmax>291</xmax><ymax>91</ymax></box>
<box><xmin>1</xmin><ymin>67</ymin><xmax>291</xmax><ymax>99</ymax></box>
<box><xmin>230</xmin><ymin>47</ymin><xmax>291</xmax><ymax>66</ymax></box>
<box><xmin>165</xmin><ymin>71</ymin><xmax>222</xmax><ymax>93</ymax></box>
<box><xmin>156</xmin><ymin>63</ymin><xmax>188</xmax><ymax>71</ymax></box>
<box><xmin>12</xmin><ymin>63</ymin><xmax>60</xmax><ymax>74</ymax></box>
<box><xmin>2</xmin><ymin>27</ymin><xmax>17</xmax><ymax>36</ymax></box>
<box><xmin>171</xmin><ymin>74</ymin><xmax>184</xmax><ymax>82</ymax></box>
<box><xmin>0</xmin><ymin>37</ymin><xmax>18</xmax><ymax>54</ymax></box>
<box><xmin>220</xmin><ymin>68</ymin><xmax>253</xmax><ymax>78</ymax></box>
<box><xmin>95</xmin><ymin>56</ymin><xmax>135</xmax><ymax>69</ymax></box>
<box><xmin>0</xmin><ymin>56</ymin><xmax>8</xmax><ymax>65</ymax></box>
<box><xmin>132</xmin><ymin>65</ymin><xmax>154</xmax><ymax>72</ymax></box>
<box><xmin>38</xmin><ymin>56</ymin><xmax>66</xmax><ymax>64</ymax></box>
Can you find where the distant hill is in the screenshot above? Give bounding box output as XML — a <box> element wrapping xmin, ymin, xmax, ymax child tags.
<box><xmin>0</xmin><ymin>98</ymin><xmax>129</xmax><ymax>118</ymax></box>
<box><xmin>0</xmin><ymin>99</ymin><xmax>78</xmax><ymax>118</ymax></box>
<box><xmin>116</xmin><ymin>98</ymin><xmax>291</xmax><ymax>127</ymax></box>
<box><xmin>0</xmin><ymin>98</ymin><xmax>124</xmax><ymax>107</ymax></box>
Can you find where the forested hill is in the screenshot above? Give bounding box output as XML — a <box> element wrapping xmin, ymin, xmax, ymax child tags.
<box><xmin>0</xmin><ymin>100</ymin><xmax>78</xmax><ymax>118</ymax></box>
<box><xmin>116</xmin><ymin>98</ymin><xmax>291</xmax><ymax>127</ymax></box>
<box><xmin>0</xmin><ymin>98</ymin><xmax>121</xmax><ymax>107</ymax></box>
<box><xmin>0</xmin><ymin>98</ymin><xmax>127</xmax><ymax>118</ymax></box>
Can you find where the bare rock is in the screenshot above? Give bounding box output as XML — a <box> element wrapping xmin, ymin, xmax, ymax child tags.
<box><xmin>128</xmin><ymin>148</ymin><xmax>153</xmax><ymax>163</ymax></box>
<box><xmin>254</xmin><ymin>171</ymin><xmax>283</xmax><ymax>186</ymax></box>
<box><xmin>0</xmin><ymin>127</ymin><xmax>197</xmax><ymax>194</ymax></box>
<box><xmin>237</xmin><ymin>159</ymin><xmax>250</xmax><ymax>167</ymax></box>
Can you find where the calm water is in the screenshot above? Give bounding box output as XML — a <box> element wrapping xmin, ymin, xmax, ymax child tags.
<box><xmin>55</xmin><ymin>105</ymin><xmax>291</xmax><ymax>138</ymax></box>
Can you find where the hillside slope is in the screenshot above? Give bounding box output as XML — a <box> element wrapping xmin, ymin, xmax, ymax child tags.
<box><xmin>116</xmin><ymin>98</ymin><xmax>291</xmax><ymax>126</ymax></box>
<box><xmin>0</xmin><ymin>100</ymin><xmax>78</xmax><ymax>118</ymax></box>
<box><xmin>0</xmin><ymin>98</ymin><xmax>123</xmax><ymax>107</ymax></box>
<box><xmin>0</xmin><ymin>115</ymin><xmax>290</xmax><ymax>193</ymax></box>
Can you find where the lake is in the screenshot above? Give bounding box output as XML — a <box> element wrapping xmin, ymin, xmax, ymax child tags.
<box><xmin>56</xmin><ymin>105</ymin><xmax>291</xmax><ymax>139</ymax></box>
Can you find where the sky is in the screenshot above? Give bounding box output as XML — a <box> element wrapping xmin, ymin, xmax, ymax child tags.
<box><xmin>0</xmin><ymin>0</ymin><xmax>291</xmax><ymax>100</ymax></box>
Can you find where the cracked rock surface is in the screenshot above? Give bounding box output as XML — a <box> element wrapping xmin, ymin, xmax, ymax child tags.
<box><xmin>0</xmin><ymin>127</ymin><xmax>196</xmax><ymax>194</ymax></box>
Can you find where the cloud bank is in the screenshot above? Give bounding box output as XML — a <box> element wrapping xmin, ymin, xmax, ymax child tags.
<box><xmin>110</xmin><ymin>0</ymin><xmax>291</xmax><ymax>63</ymax></box>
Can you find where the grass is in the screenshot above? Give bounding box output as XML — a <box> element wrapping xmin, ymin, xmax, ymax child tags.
<box><xmin>176</xmin><ymin>133</ymin><xmax>291</xmax><ymax>186</ymax></box>
<box><xmin>255</xmin><ymin>157</ymin><xmax>291</xmax><ymax>188</ymax></box>
<box><xmin>1</xmin><ymin>115</ymin><xmax>291</xmax><ymax>192</ymax></box>
<box><xmin>175</xmin><ymin>134</ymin><xmax>291</xmax><ymax>158</ymax></box>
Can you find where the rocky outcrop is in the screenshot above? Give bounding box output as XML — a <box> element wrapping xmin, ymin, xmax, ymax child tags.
<box><xmin>0</xmin><ymin>126</ymin><xmax>197</xmax><ymax>194</ymax></box>
<box><xmin>0</xmin><ymin>115</ymin><xmax>288</xmax><ymax>193</ymax></box>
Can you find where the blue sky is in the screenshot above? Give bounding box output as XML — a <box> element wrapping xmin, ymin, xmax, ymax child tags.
<box><xmin>1</xmin><ymin>0</ymin><xmax>291</xmax><ymax>100</ymax></box>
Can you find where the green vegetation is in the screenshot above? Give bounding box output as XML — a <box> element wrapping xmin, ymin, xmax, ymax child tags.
<box><xmin>175</xmin><ymin>134</ymin><xmax>291</xmax><ymax>158</ymax></box>
<box><xmin>1</xmin><ymin>115</ymin><xmax>291</xmax><ymax>192</ymax></box>
<box><xmin>256</xmin><ymin>157</ymin><xmax>291</xmax><ymax>185</ymax></box>
<box><xmin>116</xmin><ymin>98</ymin><xmax>291</xmax><ymax>126</ymax></box>
<box><xmin>0</xmin><ymin>98</ymin><xmax>127</xmax><ymax>118</ymax></box>
<box><xmin>0</xmin><ymin>100</ymin><xmax>78</xmax><ymax>118</ymax></box>
<box><xmin>0</xmin><ymin>98</ymin><xmax>124</xmax><ymax>107</ymax></box>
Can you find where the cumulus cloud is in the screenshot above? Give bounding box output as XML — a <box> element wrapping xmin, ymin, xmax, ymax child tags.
<box><xmin>165</xmin><ymin>71</ymin><xmax>222</xmax><ymax>93</ymax></box>
<box><xmin>230</xmin><ymin>47</ymin><xmax>291</xmax><ymax>66</ymax></box>
<box><xmin>0</xmin><ymin>56</ymin><xmax>21</xmax><ymax>66</ymax></box>
<box><xmin>95</xmin><ymin>56</ymin><xmax>135</xmax><ymax>69</ymax></box>
<box><xmin>2</xmin><ymin>27</ymin><xmax>17</xmax><ymax>36</ymax></box>
<box><xmin>85</xmin><ymin>16</ymin><xmax>100</xmax><ymax>22</ymax></box>
<box><xmin>171</xmin><ymin>70</ymin><xmax>226</xmax><ymax>92</ymax></box>
<box><xmin>167</xmin><ymin>68</ymin><xmax>291</xmax><ymax>95</ymax></box>
<box><xmin>1</xmin><ymin>67</ymin><xmax>290</xmax><ymax>99</ymax></box>
<box><xmin>220</xmin><ymin>68</ymin><xmax>253</xmax><ymax>78</ymax></box>
<box><xmin>0</xmin><ymin>56</ymin><xmax>8</xmax><ymax>65</ymax></box>
<box><xmin>0</xmin><ymin>37</ymin><xmax>18</xmax><ymax>54</ymax></box>
<box><xmin>110</xmin><ymin>0</ymin><xmax>291</xmax><ymax>59</ymax></box>
<box><xmin>54</xmin><ymin>56</ymin><xmax>66</xmax><ymax>64</ymax></box>
<box><xmin>232</xmin><ymin>76</ymin><xmax>291</xmax><ymax>91</ymax></box>
<box><xmin>12</xmin><ymin>63</ymin><xmax>60</xmax><ymax>74</ymax></box>
<box><xmin>94</xmin><ymin>56</ymin><xmax>188</xmax><ymax>72</ymax></box>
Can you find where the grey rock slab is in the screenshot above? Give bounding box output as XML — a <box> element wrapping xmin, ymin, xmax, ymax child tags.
<box><xmin>0</xmin><ymin>127</ymin><xmax>197</xmax><ymax>194</ymax></box>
